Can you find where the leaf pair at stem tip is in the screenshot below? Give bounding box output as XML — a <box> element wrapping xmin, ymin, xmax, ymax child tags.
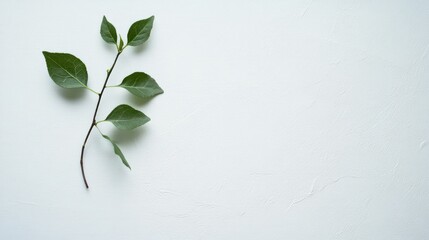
<box><xmin>101</xmin><ymin>15</ymin><xmax>154</xmax><ymax>51</ymax></box>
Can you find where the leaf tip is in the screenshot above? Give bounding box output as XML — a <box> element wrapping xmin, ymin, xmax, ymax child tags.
<box><xmin>149</xmin><ymin>15</ymin><xmax>155</xmax><ymax>24</ymax></box>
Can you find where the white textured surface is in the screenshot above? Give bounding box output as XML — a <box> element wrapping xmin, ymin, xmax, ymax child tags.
<box><xmin>1</xmin><ymin>0</ymin><xmax>428</xmax><ymax>239</ymax></box>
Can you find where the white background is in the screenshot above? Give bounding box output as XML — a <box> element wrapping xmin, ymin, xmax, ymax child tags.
<box><xmin>1</xmin><ymin>0</ymin><xmax>428</xmax><ymax>239</ymax></box>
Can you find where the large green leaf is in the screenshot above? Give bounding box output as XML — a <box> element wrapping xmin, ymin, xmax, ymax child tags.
<box><xmin>127</xmin><ymin>16</ymin><xmax>154</xmax><ymax>46</ymax></box>
<box><xmin>105</xmin><ymin>104</ymin><xmax>150</xmax><ymax>130</ymax></box>
<box><xmin>118</xmin><ymin>72</ymin><xmax>164</xmax><ymax>98</ymax></box>
<box><xmin>101</xmin><ymin>134</ymin><xmax>131</xmax><ymax>169</ymax></box>
<box><xmin>42</xmin><ymin>51</ymin><xmax>88</xmax><ymax>88</ymax></box>
<box><xmin>100</xmin><ymin>16</ymin><xmax>118</xmax><ymax>44</ymax></box>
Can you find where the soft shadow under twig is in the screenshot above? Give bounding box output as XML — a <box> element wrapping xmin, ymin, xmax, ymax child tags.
<box><xmin>102</xmin><ymin>41</ymin><xmax>117</xmax><ymax>53</ymax></box>
<box><xmin>55</xmin><ymin>87</ymin><xmax>86</xmax><ymax>100</ymax></box>
<box><xmin>130</xmin><ymin>43</ymin><xmax>149</xmax><ymax>54</ymax></box>
<box><xmin>127</xmin><ymin>95</ymin><xmax>153</xmax><ymax>107</ymax></box>
<box><xmin>111</xmin><ymin>127</ymin><xmax>148</xmax><ymax>146</ymax></box>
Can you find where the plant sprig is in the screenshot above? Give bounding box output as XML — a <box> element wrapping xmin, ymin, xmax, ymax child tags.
<box><xmin>42</xmin><ymin>15</ymin><xmax>163</xmax><ymax>189</ymax></box>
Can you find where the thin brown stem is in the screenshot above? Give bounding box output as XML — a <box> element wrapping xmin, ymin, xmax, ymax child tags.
<box><xmin>80</xmin><ymin>51</ymin><xmax>122</xmax><ymax>188</ymax></box>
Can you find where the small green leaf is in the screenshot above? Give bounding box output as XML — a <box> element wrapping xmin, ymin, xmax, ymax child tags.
<box><xmin>127</xmin><ymin>16</ymin><xmax>154</xmax><ymax>46</ymax></box>
<box><xmin>42</xmin><ymin>51</ymin><xmax>88</xmax><ymax>88</ymax></box>
<box><xmin>101</xmin><ymin>134</ymin><xmax>131</xmax><ymax>169</ymax></box>
<box><xmin>100</xmin><ymin>16</ymin><xmax>118</xmax><ymax>44</ymax></box>
<box><xmin>118</xmin><ymin>35</ymin><xmax>124</xmax><ymax>51</ymax></box>
<box><xmin>118</xmin><ymin>72</ymin><xmax>164</xmax><ymax>98</ymax></box>
<box><xmin>105</xmin><ymin>104</ymin><xmax>150</xmax><ymax>130</ymax></box>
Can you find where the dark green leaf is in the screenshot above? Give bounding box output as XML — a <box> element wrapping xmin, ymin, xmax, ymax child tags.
<box><xmin>119</xmin><ymin>72</ymin><xmax>164</xmax><ymax>98</ymax></box>
<box><xmin>101</xmin><ymin>134</ymin><xmax>131</xmax><ymax>169</ymax></box>
<box><xmin>105</xmin><ymin>104</ymin><xmax>150</xmax><ymax>130</ymax></box>
<box><xmin>127</xmin><ymin>16</ymin><xmax>154</xmax><ymax>46</ymax></box>
<box><xmin>100</xmin><ymin>16</ymin><xmax>118</xmax><ymax>44</ymax></box>
<box><xmin>42</xmin><ymin>51</ymin><xmax>88</xmax><ymax>88</ymax></box>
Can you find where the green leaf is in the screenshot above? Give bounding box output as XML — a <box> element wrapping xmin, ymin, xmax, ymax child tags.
<box><xmin>105</xmin><ymin>104</ymin><xmax>150</xmax><ymax>130</ymax></box>
<box><xmin>101</xmin><ymin>134</ymin><xmax>131</xmax><ymax>169</ymax></box>
<box><xmin>118</xmin><ymin>72</ymin><xmax>164</xmax><ymax>98</ymax></box>
<box><xmin>127</xmin><ymin>16</ymin><xmax>154</xmax><ymax>46</ymax></box>
<box><xmin>100</xmin><ymin>16</ymin><xmax>118</xmax><ymax>44</ymax></box>
<box><xmin>42</xmin><ymin>51</ymin><xmax>88</xmax><ymax>88</ymax></box>
<box><xmin>118</xmin><ymin>35</ymin><xmax>124</xmax><ymax>51</ymax></box>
